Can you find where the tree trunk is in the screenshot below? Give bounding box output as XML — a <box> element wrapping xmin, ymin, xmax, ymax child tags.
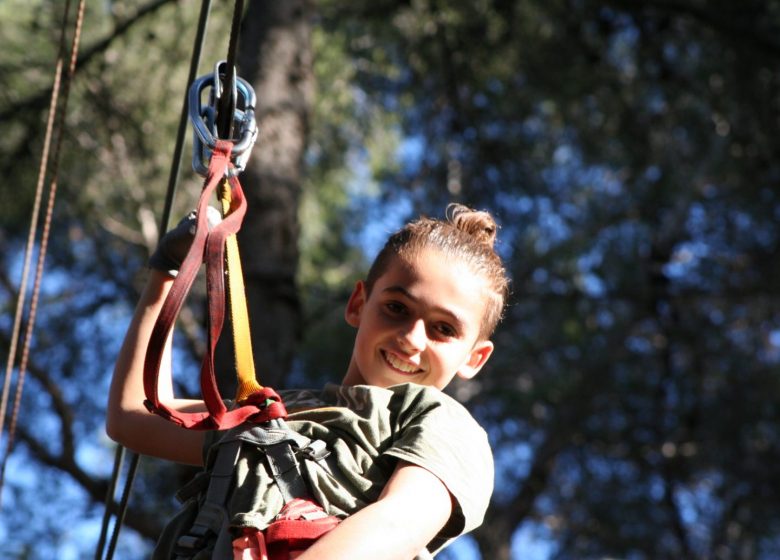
<box><xmin>472</xmin><ymin>510</ymin><xmax>514</xmax><ymax>560</ymax></box>
<box><xmin>220</xmin><ymin>0</ymin><xmax>313</xmax><ymax>390</ymax></box>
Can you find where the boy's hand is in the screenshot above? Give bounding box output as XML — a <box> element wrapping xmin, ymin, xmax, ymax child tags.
<box><xmin>148</xmin><ymin>206</ymin><xmax>222</xmax><ymax>277</ymax></box>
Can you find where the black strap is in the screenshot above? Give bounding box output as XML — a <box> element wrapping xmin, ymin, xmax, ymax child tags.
<box><xmin>175</xmin><ymin>438</ymin><xmax>242</xmax><ymax>559</ymax></box>
<box><xmin>229</xmin><ymin>418</ymin><xmax>317</xmax><ymax>503</ymax></box>
<box><xmin>264</xmin><ymin>431</ymin><xmax>311</xmax><ymax>502</ymax></box>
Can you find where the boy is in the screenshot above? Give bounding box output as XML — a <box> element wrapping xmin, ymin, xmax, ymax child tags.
<box><xmin>107</xmin><ymin>204</ymin><xmax>509</xmax><ymax>559</ymax></box>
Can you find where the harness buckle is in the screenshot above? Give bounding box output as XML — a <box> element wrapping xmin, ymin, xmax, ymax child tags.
<box><xmin>299</xmin><ymin>439</ymin><xmax>330</xmax><ymax>462</ymax></box>
<box><xmin>189</xmin><ymin>60</ymin><xmax>258</xmax><ymax>177</ymax></box>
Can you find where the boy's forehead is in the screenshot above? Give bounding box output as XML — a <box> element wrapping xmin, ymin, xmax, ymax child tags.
<box><xmin>382</xmin><ymin>250</ymin><xmax>479</xmax><ymax>281</ymax></box>
<box><xmin>375</xmin><ymin>251</ymin><xmax>488</xmax><ymax>327</ymax></box>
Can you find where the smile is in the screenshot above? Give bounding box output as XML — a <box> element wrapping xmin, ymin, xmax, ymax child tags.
<box><xmin>382</xmin><ymin>351</ymin><xmax>423</xmax><ymax>375</ymax></box>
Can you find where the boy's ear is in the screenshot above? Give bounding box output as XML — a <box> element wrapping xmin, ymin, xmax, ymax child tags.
<box><xmin>344</xmin><ymin>280</ymin><xmax>367</xmax><ymax>327</ymax></box>
<box><xmin>457</xmin><ymin>340</ymin><xmax>494</xmax><ymax>380</ymax></box>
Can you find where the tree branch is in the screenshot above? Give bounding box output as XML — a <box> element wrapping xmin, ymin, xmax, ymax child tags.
<box><xmin>0</xmin><ymin>0</ymin><xmax>179</xmax><ymax>122</ymax></box>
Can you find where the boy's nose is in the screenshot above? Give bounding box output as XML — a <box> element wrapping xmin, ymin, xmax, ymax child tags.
<box><xmin>398</xmin><ymin>319</ymin><xmax>427</xmax><ymax>353</ymax></box>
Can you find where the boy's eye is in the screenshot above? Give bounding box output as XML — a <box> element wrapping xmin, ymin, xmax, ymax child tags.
<box><xmin>434</xmin><ymin>323</ymin><xmax>457</xmax><ymax>338</ymax></box>
<box><xmin>385</xmin><ymin>301</ymin><xmax>407</xmax><ymax>315</ymax></box>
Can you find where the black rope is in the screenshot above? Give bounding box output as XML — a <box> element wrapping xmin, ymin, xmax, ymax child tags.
<box><xmin>216</xmin><ymin>0</ymin><xmax>245</xmax><ymax>139</ymax></box>
<box><xmin>160</xmin><ymin>0</ymin><xmax>215</xmax><ymax>233</ymax></box>
<box><xmin>94</xmin><ymin>445</ymin><xmax>125</xmax><ymax>560</ymax></box>
<box><xmin>105</xmin><ymin>453</ymin><xmax>140</xmax><ymax>560</ymax></box>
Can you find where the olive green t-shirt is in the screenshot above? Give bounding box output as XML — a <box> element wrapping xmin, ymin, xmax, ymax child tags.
<box><xmin>203</xmin><ymin>382</ymin><xmax>494</xmax><ymax>557</ymax></box>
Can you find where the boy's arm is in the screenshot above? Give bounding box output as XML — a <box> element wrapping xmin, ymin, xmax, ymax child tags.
<box><xmin>297</xmin><ymin>460</ymin><xmax>453</xmax><ymax>560</ymax></box>
<box><xmin>106</xmin><ymin>270</ymin><xmax>205</xmax><ymax>465</ymax></box>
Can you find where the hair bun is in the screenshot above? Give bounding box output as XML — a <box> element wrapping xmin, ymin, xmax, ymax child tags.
<box><xmin>446</xmin><ymin>203</ymin><xmax>498</xmax><ymax>249</ymax></box>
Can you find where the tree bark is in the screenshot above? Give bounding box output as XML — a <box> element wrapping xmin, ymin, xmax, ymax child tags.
<box><xmin>222</xmin><ymin>0</ymin><xmax>313</xmax><ymax>389</ymax></box>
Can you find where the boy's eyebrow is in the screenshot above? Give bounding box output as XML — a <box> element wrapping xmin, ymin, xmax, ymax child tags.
<box><xmin>381</xmin><ymin>285</ymin><xmax>466</xmax><ymax>329</ymax></box>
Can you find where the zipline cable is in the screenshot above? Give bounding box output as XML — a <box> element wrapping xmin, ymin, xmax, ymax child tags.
<box><xmin>216</xmin><ymin>0</ymin><xmax>245</xmax><ymax>139</ymax></box>
<box><xmin>96</xmin><ymin>2</ymin><xmax>215</xmax><ymax>558</ymax></box>
<box><xmin>0</xmin><ymin>0</ymin><xmax>87</xmax><ymax>505</ymax></box>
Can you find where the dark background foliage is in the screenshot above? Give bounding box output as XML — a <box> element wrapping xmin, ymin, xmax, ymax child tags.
<box><xmin>1</xmin><ymin>1</ymin><xmax>779</xmax><ymax>558</ymax></box>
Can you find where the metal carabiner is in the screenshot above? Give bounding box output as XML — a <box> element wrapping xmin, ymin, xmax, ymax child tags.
<box><xmin>189</xmin><ymin>61</ymin><xmax>258</xmax><ymax>177</ymax></box>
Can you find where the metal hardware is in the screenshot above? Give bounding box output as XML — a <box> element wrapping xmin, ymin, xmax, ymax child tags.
<box><xmin>189</xmin><ymin>61</ymin><xmax>258</xmax><ymax>176</ymax></box>
<box><xmin>299</xmin><ymin>439</ymin><xmax>330</xmax><ymax>462</ymax></box>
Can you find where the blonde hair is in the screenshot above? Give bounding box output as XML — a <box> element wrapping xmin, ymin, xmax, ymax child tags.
<box><xmin>365</xmin><ymin>203</ymin><xmax>510</xmax><ymax>338</ymax></box>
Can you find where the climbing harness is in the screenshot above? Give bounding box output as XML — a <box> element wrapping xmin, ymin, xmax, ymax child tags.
<box><xmin>143</xmin><ymin>67</ymin><xmax>341</xmax><ymax>559</ymax></box>
<box><xmin>167</xmin><ymin>421</ymin><xmax>338</xmax><ymax>560</ymax></box>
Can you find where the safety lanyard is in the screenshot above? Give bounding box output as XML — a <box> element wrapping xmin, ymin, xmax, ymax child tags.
<box><xmin>143</xmin><ymin>143</ymin><xmax>286</xmax><ymax>430</ymax></box>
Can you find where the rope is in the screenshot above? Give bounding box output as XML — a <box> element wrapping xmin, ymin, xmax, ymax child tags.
<box><xmin>0</xmin><ymin>0</ymin><xmax>86</xmax><ymax>505</ymax></box>
<box><xmin>105</xmin><ymin>453</ymin><xmax>140</xmax><ymax>560</ymax></box>
<box><xmin>0</xmin><ymin>0</ymin><xmax>71</xmax><ymax>440</ymax></box>
<box><xmin>216</xmin><ymin>0</ymin><xmax>245</xmax><ymax>139</ymax></box>
<box><xmin>94</xmin><ymin>444</ymin><xmax>125</xmax><ymax>560</ymax></box>
<box><xmin>161</xmin><ymin>0</ymin><xmax>215</xmax><ymax>234</ymax></box>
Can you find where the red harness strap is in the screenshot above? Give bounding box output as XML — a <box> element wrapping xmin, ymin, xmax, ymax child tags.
<box><xmin>232</xmin><ymin>499</ymin><xmax>342</xmax><ymax>560</ymax></box>
<box><xmin>143</xmin><ymin>140</ymin><xmax>287</xmax><ymax>430</ymax></box>
<box><xmin>265</xmin><ymin>498</ymin><xmax>342</xmax><ymax>558</ymax></box>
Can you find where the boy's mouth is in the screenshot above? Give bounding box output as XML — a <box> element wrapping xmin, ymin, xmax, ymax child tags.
<box><xmin>381</xmin><ymin>350</ymin><xmax>423</xmax><ymax>375</ymax></box>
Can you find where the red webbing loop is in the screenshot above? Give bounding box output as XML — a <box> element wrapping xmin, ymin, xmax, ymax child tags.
<box><xmin>265</xmin><ymin>498</ymin><xmax>341</xmax><ymax>556</ymax></box>
<box><xmin>143</xmin><ymin>140</ymin><xmax>286</xmax><ymax>430</ymax></box>
<box><xmin>232</xmin><ymin>499</ymin><xmax>341</xmax><ymax>560</ymax></box>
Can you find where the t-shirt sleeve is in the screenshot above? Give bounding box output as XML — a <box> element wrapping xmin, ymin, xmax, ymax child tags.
<box><xmin>381</xmin><ymin>386</ymin><xmax>494</xmax><ymax>546</ymax></box>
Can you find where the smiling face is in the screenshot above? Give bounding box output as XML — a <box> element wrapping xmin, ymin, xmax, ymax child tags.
<box><xmin>342</xmin><ymin>249</ymin><xmax>494</xmax><ymax>390</ymax></box>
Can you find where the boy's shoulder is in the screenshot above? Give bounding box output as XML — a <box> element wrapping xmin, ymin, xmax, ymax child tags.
<box><xmin>280</xmin><ymin>382</ymin><xmax>465</xmax><ymax>412</ymax></box>
<box><xmin>280</xmin><ymin>383</ymin><xmax>481</xmax><ymax>437</ymax></box>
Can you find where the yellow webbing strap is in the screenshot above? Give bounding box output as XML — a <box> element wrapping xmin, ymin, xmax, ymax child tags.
<box><xmin>218</xmin><ymin>179</ymin><xmax>263</xmax><ymax>403</ymax></box>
